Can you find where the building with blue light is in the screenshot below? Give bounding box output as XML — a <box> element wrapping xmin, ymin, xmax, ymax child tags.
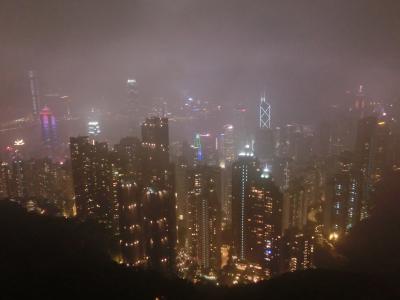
<box><xmin>40</xmin><ymin>106</ymin><xmax>57</xmax><ymax>156</ymax></box>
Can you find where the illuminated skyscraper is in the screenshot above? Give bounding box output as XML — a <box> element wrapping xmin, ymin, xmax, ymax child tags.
<box><xmin>24</xmin><ymin>158</ymin><xmax>55</xmax><ymax>200</ymax></box>
<box><xmin>350</xmin><ymin>85</ymin><xmax>380</xmax><ymax>118</ymax></box>
<box><xmin>40</xmin><ymin>106</ymin><xmax>57</xmax><ymax>151</ymax></box>
<box><xmin>29</xmin><ymin>70</ymin><xmax>41</xmax><ymax>116</ymax></box>
<box><xmin>141</xmin><ymin>117</ymin><xmax>169</xmax><ymax>173</ymax></box>
<box><xmin>271</xmin><ymin>157</ymin><xmax>292</xmax><ymax>191</ymax></box>
<box><xmin>0</xmin><ymin>162</ymin><xmax>11</xmax><ymax>199</ymax></box>
<box><xmin>3</xmin><ymin>142</ymin><xmax>26</xmax><ymax>199</ymax></box>
<box><xmin>141</xmin><ymin>117</ymin><xmax>176</xmax><ymax>272</ymax></box>
<box><xmin>127</xmin><ymin>78</ymin><xmax>141</xmax><ymax>120</ymax></box>
<box><xmin>186</xmin><ymin>165</ymin><xmax>221</xmax><ymax>274</ymax></box>
<box><xmin>281</xmin><ymin>164</ymin><xmax>324</xmax><ymax>248</ymax></box>
<box><xmin>259</xmin><ymin>93</ymin><xmax>271</xmax><ymax>129</ymax></box>
<box><xmin>174</xmin><ymin>161</ymin><xmax>189</xmax><ymax>246</ymax></box>
<box><xmin>88</xmin><ymin>121</ymin><xmax>101</xmax><ymax>137</ymax></box>
<box><xmin>233</xmin><ymin>105</ymin><xmax>249</xmax><ymax>151</ymax></box>
<box><xmin>127</xmin><ymin>79</ymin><xmax>139</xmax><ymax>104</ymax></box>
<box><xmin>70</xmin><ymin>137</ymin><xmax>117</xmax><ymax>233</ymax></box>
<box><xmin>10</xmin><ymin>158</ymin><xmax>24</xmax><ymax>198</ymax></box>
<box><xmin>142</xmin><ymin>184</ymin><xmax>176</xmax><ymax>272</ymax></box>
<box><xmin>248</xmin><ymin>166</ymin><xmax>283</xmax><ymax>276</ymax></box>
<box><xmin>88</xmin><ymin>108</ymin><xmax>101</xmax><ymax>138</ymax></box>
<box><xmin>322</xmin><ymin>151</ymin><xmax>361</xmax><ymax>242</ymax></box>
<box><xmin>221</xmin><ymin>164</ymin><xmax>233</xmax><ymax>230</ymax></box>
<box><xmin>111</xmin><ymin>137</ymin><xmax>143</xmax><ymax>267</ymax></box>
<box><xmin>22</xmin><ymin>158</ymin><xmax>74</xmax><ymax>216</ymax></box>
<box><xmin>232</xmin><ymin>145</ymin><xmax>259</xmax><ymax>260</ymax></box>
<box><xmin>191</xmin><ymin>133</ymin><xmax>219</xmax><ymax>166</ymax></box>
<box><xmin>222</xmin><ymin>124</ymin><xmax>235</xmax><ymax>165</ymax></box>
<box><xmin>193</xmin><ymin>133</ymin><xmax>202</xmax><ymax>163</ymax></box>
<box><xmin>70</xmin><ymin>127</ymin><xmax>175</xmax><ymax>271</ymax></box>
<box><xmin>327</xmin><ymin>172</ymin><xmax>361</xmax><ymax>240</ymax></box>
<box><xmin>113</xmin><ymin>137</ymin><xmax>142</xmax><ymax>177</ymax></box>
<box><xmin>118</xmin><ymin>178</ymin><xmax>144</xmax><ymax>266</ymax></box>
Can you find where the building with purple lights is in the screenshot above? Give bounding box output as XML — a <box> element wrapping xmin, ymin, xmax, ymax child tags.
<box><xmin>40</xmin><ymin>106</ymin><xmax>57</xmax><ymax>156</ymax></box>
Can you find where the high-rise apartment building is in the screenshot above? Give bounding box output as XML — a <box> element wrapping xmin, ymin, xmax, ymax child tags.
<box><xmin>248</xmin><ymin>168</ymin><xmax>283</xmax><ymax>276</ymax></box>
<box><xmin>70</xmin><ymin>136</ymin><xmax>117</xmax><ymax>233</ymax></box>
<box><xmin>231</xmin><ymin>145</ymin><xmax>259</xmax><ymax>260</ymax></box>
<box><xmin>140</xmin><ymin>117</ymin><xmax>176</xmax><ymax>272</ymax></box>
<box><xmin>186</xmin><ymin>165</ymin><xmax>221</xmax><ymax>274</ymax></box>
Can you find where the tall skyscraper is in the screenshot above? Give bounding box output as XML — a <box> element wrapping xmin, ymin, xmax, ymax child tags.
<box><xmin>174</xmin><ymin>161</ymin><xmax>189</xmax><ymax>246</ymax></box>
<box><xmin>70</xmin><ymin>137</ymin><xmax>117</xmax><ymax>233</ymax></box>
<box><xmin>88</xmin><ymin>108</ymin><xmax>101</xmax><ymax>139</ymax></box>
<box><xmin>195</xmin><ymin>133</ymin><xmax>218</xmax><ymax>166</ymax></box>
<box><xmin>126</xmin><ymin>78</ymin><xmax>141</xmax><ymax>123</ymax></box>
<box><xmin>322</xmin><ymin>151</ymin><xmax>361</xmax><ymax>242</ymax></box>
<box><xmin>350</xmin><ymin>85</ymin><xmax>379</xmax><ymax>119</ymax></box>
<box><xmin>232</xmin><ymin>145</ymin><xmax>259</xmax><ymax>260</ymax></box>
<box><xmin>272</xmin><ymin>157</ymin><xmax>292</xmax><ymax>191</ymax></box>
<box><xmin>113</xmin><ymin>137</ymin><xmax>142</xmax><ymax>178</ymax></box>
<box><xmin>259</xmin><ymin>93</ymin><xmax>271</xmax><ymax>129</ymax></box>
<box><xmin>221</xmin><ymin>124</ymin><xmax>235</xmax><ymax>165</ymax></box>
<box><xmin>111</xmin><ymin>136</ymin><xmax>144</xmax><ymax>266</ymax></box>
<box><xmin>141</xmin><ymin>117</ymin><xmax>169</xmax><ymax>173</ymax></box>
<box><xmin>40</xmin><ymin>106</ymin><xmax>57</xmax><ymax>155</ymax></box>
<box><xmin>221</xmin><ymin>164</ymin><xmax>233</xmax><ymax>230</ymax></box>
<box><xmin>3</xmin><ymin>139</ymin><xmax>26</xmax><ymax>199</ymax></box>
<box><xmin>70</xmin><ymin>128</ymin><xmax>175</xmax><ymax>272</ymax></box>
<box><xmin>354</xmin><ymin>116</ymin><xmax>393</xmax><ymax>220</ymax></box>
<box><xmin>248</xmin><ymin>167</ymin><xmax>283</xmax><ymax>276</ymax></box>
<box><xmin>326</xmin><ymin>172</ymin><xmax>361</xmax><ymax>240</ymax></box>
<box><xmin>28</xmin><ymin>70</ymin><xmax>41</xmax><ymax>116</ymax></box>
<box><xmin>117</xmin><ymin>178</ymin><xmax>144</xmax><ymax>266</ymax></box>
<box><xmin>283</xmin><ymin>178</ymin><xmax>309</xmax><ymax>231</ymax></box>
<box><xmin>140</xmin><ymin>117</ymin><xmax>176</xmax><ymax>272</ymax></box>
<box><xmin>186</xmin><ymin>165</ymin><xmax>221</xmax><ymax>274</ymax></box>
<box><xmin>9</xmin><ymin>158</ymin><xmax>25</xmax><ymax>198</ymax></box>
<box><xmin>193</xmin><ymin>133</ymin><xmax>202</xmax><ymax>163</ymax></box>
<box><xmin>233</xmin><ymin>105</ymin><xmax>250</xmax><ymax>151</ymax></box>
<box><xmin>127</xmin><ymin>79</ymin><xmax>139</xmax><ymax>105</ymax></box>
<box><xmin>0</xmin><ymin>162</ymin><xmax>11</xmax><ymax>199</ymax></box>
<box><xmin>88</xmin><ymin>121</ymin><xmax>101</xmax><ymax>137</ymax></box>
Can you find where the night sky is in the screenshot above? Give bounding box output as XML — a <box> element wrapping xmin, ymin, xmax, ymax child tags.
<box><xmin>1</xmin><ymin>0</ymin><xmax>400</xmax><ymax>122</ymax></box>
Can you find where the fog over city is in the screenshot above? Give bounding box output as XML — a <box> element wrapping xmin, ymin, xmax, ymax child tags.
<box><xmin>1</xmin><ymin>1</ymin><xmax>400</xmax><ymax>298</ymax></box>
<box><xmin>1</xmin><ymin>0</ymin><xmax>400</xmax><ymax>123</ymax></box>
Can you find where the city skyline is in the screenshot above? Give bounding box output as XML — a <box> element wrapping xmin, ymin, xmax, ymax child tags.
<box><xmin>1</xmin><ymin>0</ymin><xmax>400</xmax><ymax>123</ymax></box>
<box><xmin>0</xmin><ymin>1</ymin><xmax>400</xmax><ymax>298</ymax></box>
